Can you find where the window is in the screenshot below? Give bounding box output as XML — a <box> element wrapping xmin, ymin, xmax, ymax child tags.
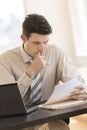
<box><xmin>69</xmin><ymin>0</ymin><xmax>87</xmax><ymax>56</ymax></box>
<box><xmin>0</xmin><ymin>0</ymin><xmax>25</xmax><ymax>54</ymax></box>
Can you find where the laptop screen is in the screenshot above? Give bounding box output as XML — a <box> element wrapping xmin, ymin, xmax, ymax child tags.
<box><xmin>0</xmin><ymin>83</ymin><xmax>26</xmax><ymax>117</ymax></box>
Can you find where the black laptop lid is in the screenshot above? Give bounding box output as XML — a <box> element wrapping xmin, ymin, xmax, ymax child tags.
<box><xmin>0</xmin><ymin>83</ymin><xmax>26</xmax><ymax>117</ymax></box>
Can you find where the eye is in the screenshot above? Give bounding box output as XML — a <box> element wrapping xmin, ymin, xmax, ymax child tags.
<box><xmin>33</xmin><ymin>41</ymin><xmax>40</xmax><ymax>45</ymax></box>
<box><xmin>35</xmin><ymin>42</ymin><xmax>40</xmax><ymax>44</ymax></box>
<box><xmin>44</xmin><ymin>41</ymin><xmax>48</xmax><ymax>45</ymax></box>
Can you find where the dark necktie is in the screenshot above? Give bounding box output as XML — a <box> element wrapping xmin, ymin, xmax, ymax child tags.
<box><xmin>29</xmin><ymin>72</ymin><xmax>42</xmax><ymax>105</ymax></box>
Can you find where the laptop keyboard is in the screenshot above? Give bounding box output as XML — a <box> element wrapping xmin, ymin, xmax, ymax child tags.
<box><xmin>26</xmin><ymin>100</ymin><xmax>47</xmax><ymax>114</ymax></box>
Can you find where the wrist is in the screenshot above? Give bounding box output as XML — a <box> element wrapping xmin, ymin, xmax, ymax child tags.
<box><xmin>26</xmin><ymin>67</ymin><xmax>36</xmax><ymax>79</ymax></box>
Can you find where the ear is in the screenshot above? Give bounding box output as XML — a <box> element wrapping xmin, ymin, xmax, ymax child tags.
<box><xmin>21</xmin><ymin>34</ymin><xmax>27</xmax><ymax>43</ymax></box>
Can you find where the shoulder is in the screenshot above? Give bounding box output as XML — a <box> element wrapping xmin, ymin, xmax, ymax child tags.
<box><xmin>45</xmin><ymin>44</ymin><xmax>71</xmax><ymax>62</ymax></box>
<box><xmin>46</xmin><ymin>44</ymin><xmax>66</xmax><ymax>56</ymax></box>
<box><xmin>0</xmin><ymin>46</ymin><xmax>21</xmax><ymax>58</ymax></box>
<box><xmin>0</xmin><ymin>46</ymin><xmax>21</xmax><ymax>63</ymax></box>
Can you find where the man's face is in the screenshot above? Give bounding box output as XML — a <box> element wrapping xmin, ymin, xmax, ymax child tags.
<box><xmin>22</xmin><ymin>33</ymin><xmax>49</xmax><ymax>57</ymax></box>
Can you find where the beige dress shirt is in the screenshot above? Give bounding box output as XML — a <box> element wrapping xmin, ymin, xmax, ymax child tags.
<box><xmin>0</xmin><ymin>44</ymin><xmax>80</xmax><ymax>102</ymax></box>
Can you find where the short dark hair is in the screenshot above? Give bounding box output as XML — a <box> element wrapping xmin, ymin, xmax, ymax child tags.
<box><xmin>22</xmin><ymin>14</ymin><xmax>52</xmax><ymax>38</ymax></box>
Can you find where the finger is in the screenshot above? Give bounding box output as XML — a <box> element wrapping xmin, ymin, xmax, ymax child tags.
<box><xmin>75</xmin><ymin>85</ymin><xmax>85</xmax><ymax>90</ymax></box>
<box><xmin>70</xmin><ymin>90</ymin><xmax>87</xmax><ymax>100</ymax></box>
<box><xmin>37</xmin><ymin>52</ymin><xmax>45</xmax><ymax>60</ymax></box>
<box><xmin>70</xmin><ymin>93</ymin><xmax>84</xmax><ymax>99</ymax></box>
<box><xmin>37</xmin><ymin>52</ymin><xmax>45</xmax><ymax>57</ymax></box>
<box><xmin>37</xmin><ymin>52</ymin><xmax>49</xmax><ymax>66</ymax></box>
<box><xmin>70</xmin><ymin>89</ymin><xmax>85</xmax><ymax>95</ymax></box>
<box><xmin>69</xmin><ymin>93</ymin><xmax>87</xmax><ymax>100</ymax></box>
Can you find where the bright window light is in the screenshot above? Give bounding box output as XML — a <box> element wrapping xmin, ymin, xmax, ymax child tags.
<box><xmin>0</xmin><ymin>0</ymin><xmax>25</xmax><ymax>54</ymax></box>
<box><xmin>69</xmin><ymin>0</ymin><xmax>87</xmax><ymax>56</ymax></box>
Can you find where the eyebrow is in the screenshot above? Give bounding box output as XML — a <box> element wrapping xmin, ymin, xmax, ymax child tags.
<box><xmin>32</xmin><ymin>40</ymin><xmax>49</xmax><ymax>44</ymax></box>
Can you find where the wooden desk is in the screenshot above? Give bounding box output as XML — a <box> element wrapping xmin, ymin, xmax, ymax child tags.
<box><xmin>0</xmin><ymin>103</ymin><xmax>87</xmax><ymax>130</ymax></box>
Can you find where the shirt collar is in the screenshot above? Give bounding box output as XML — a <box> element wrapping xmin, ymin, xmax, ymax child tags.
<box><xmin>20</xmin><ymin>44</ymin><xmax>33</xmax><ymax>63</ymax></box>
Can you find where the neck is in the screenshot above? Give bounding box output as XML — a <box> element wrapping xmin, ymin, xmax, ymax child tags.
<box><xmin>23</xmin><ymin>44</ymin><xmax>34</xmax><ymax>58</ymax></box>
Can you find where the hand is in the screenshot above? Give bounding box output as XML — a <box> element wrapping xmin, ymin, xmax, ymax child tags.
<box><xmin>26</xmin><ymin>52</ymin><xmax>46</xmax><ymax>78</ymax></box>
<box><xmin>69</xmin><ymin>85</ymin><xmax>87</xmax><ymax>100</ymax></box>
<box><xmin>30</xmin><ymin>52</ymin><xmax>46</xmax><ymax>72</ymax></box>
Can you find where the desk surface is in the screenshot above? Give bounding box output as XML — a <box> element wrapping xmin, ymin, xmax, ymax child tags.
<box><xmin>0</xmin><ymin>103</ymin><xmax>87</xmax><ymax>130</ymax></box>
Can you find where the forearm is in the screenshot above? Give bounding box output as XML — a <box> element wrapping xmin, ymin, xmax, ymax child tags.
<box><xmin>17</xmin><ymin>72</ymin><xmax>33</xmax><ymax>98</ymax></box>
<box><xmin>0</xmin><ymin>64</ymin><xmax>32</xmax><ymax>99</ymax></box>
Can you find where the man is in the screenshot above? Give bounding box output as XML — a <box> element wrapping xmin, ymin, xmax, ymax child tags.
<box><xmin>0</xmin><ymin>14</ymin><xmax>86</xmax><ymax>130</ymax></box>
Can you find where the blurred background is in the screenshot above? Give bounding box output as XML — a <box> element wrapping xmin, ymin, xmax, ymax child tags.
<box><xmin>0</xmin><ymin>1</ymin><xmax>87</xmax><ymax>129</ymax></box>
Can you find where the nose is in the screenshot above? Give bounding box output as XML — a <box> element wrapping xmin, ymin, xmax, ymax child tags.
<box><xmin>38</xmin><ymin>43</ymin><xmax>45</xmax><ymax>54</ymax></box>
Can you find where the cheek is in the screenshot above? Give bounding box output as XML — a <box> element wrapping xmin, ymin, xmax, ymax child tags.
<box><xmin>30</xmin><ymin>45</ymin><xmax>38</xmax><ymax>54</ymax></box>
<box><xmin>27</xmin><ymin>44</ymin><xmax>33</xmax><ymax>50</ymax></box>
<box><xmin>27</xmin><ymin>45</ymin><xmax>31</xmax><ymax>52</ymax></box>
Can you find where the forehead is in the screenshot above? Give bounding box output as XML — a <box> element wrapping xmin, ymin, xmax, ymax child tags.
<box><xmin>29</xmin><ymin>33</ymin><xmax>49</xmax><ymax>42</ymax></box>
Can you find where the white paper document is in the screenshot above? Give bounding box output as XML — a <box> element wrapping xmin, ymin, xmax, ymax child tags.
<box><xmin>45</xmin><ymin>77</ymin><xmax>81</xmax><ymax>104</ymax></box>
<box><xmin>39</xmin><ymin>100</ymin><xmax>86</xmax><ymax>110</ymax></box>
<box><xmin>39</xmin><ymin>77</ymin><xmax>87</xmax><ymax>109</ymax></box>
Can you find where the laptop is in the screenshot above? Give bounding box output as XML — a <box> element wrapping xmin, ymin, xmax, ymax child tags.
<box><xmin>0</xmin><ymin>83</ymin><xmax>44</xmax><ymax>117</ymax></box>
